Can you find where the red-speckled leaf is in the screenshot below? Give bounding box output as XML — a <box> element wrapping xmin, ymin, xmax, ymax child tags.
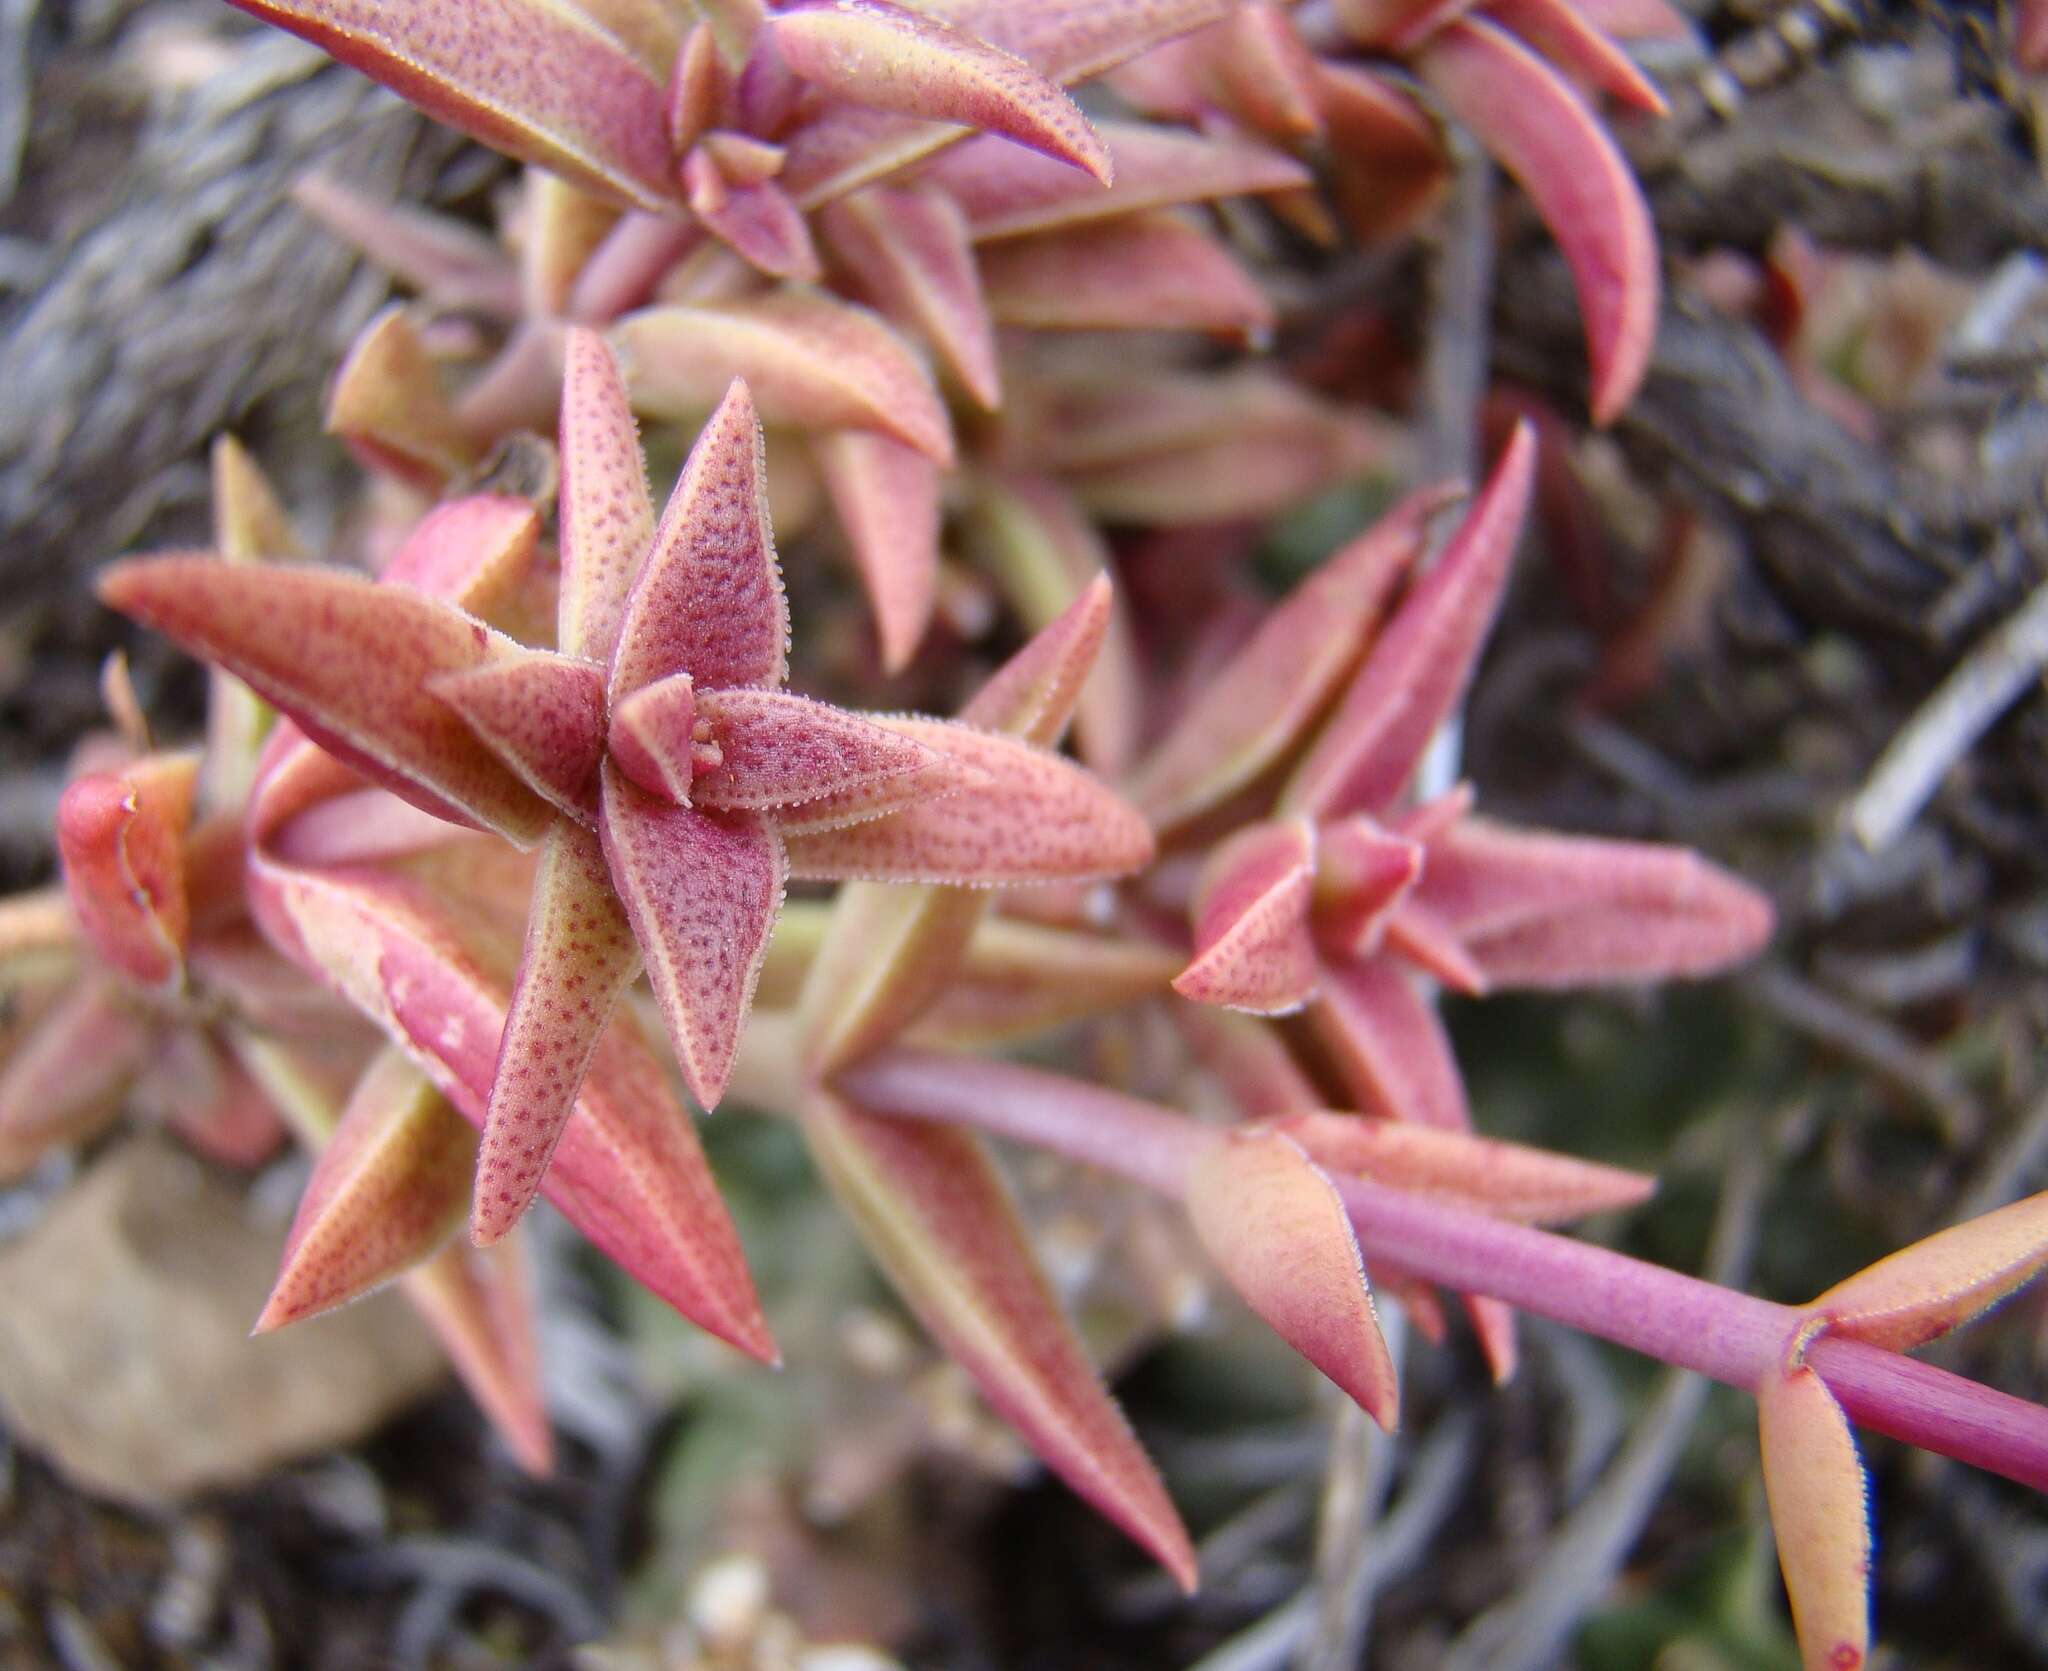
<box><xmin>225</xmin><ymin>0</ymin><xmax>677</xmax><ymax>209</ymax></box>
<box><xmin>473</xmin><ymin>821</ymin><xmax>641</xmax><ymax>1243</ymax></box>
<box><xmin>611</xmin><ymin>378</ymin><xmax>789</xmax><ymax>698</ymax></box>
<box><xmin>56</xmin><ymin>751</ymin><xmax>199</xmax><ymax>990</ymax></box>
<box><xmin>402</xmin><ymin>1233</ymin><xmax>553</xmax><ymax>1473</ymax></box>
<box><xmin>924</xmin><ymin>122</ymin><xmax>1309</xmax><ymax>241</ymax></box>
<box><xmin>1175</xmin><ymin>819</ymin><xmax>1319</xmax><ymax>1014</ymax></box>
<box><xmin>1381</xmin><ymin>900</ymin><xmax>1489</xmax><ymax>995</ymax></box>
<box><xmin>914</xmin><ymin>918</ymin><xmax>1182</xmax><ymax>1044</ymax></box>
<box><xmin>1416</xmin><ymin>20</ymin><xmax>1657</xmax><ymax>424</ymax></box>
<box><xmin>1272</xmin><ymin>1110</ymin><xmax>1655</xmax><ymax>1223</ymax></box>
<box><xmin>1311</xmin><ymin>958</ymin><xmax>1471</xmax><ymax>1131</ymax></box>
<box><xmin>258</xmin><ymin>855</ymin><xmax>775</xmax><ymax>1360</ymax></box>
<box><xmin>0</xmin><ymin>976</ymin><xmax>149</xmax><ymax>1178</ymax></box>
<box><xmin>1810</xmin><ymin>1194</ymin><xmax>2048</xmax><ymax>1354</ymax></box>
<box><xmin>1485</xmin><ymin>0</ymin><xmax>1667</xmax><ymax>113</ymax></box>
<box><xmin>99</xmin><ymin>558</ymin><xmax>554</xmax><ymax>847</ymax></box>
<box><xmin>693</xmin><ymin>689</ymin><xmax>977</xmax><ymax>815</ymax></box>
<box><xmin>1129</xmin><ymin>483</ymin><xmax>1446</xmax><ymax>831</ymax></box>
<box><xmin>1317</xmin><ymin>817</ymin><xmax>1424</xmax><ymax>958</ymax></box>
<box><xmin>1285</xmin><ymin>424</ymin><xmax>1534</xmax><ymax>819</ymax></box>
<box><xmin>430</xmin><ymin>650</ymin><xmax>608</xmax><ymax>819</ymax></box>
<box><xmin>772</xmin><ymin>0</ymin><xmax>1111</xmax><ymax>184</ymax></box>
<box><xmin>783</xmin><ymin>719</ymin><xmax>1152</xmax><ymax>883</ymax></box>
<box><xmin>607</xmin><ymin>673</ymin><xmax>699</xmax><ymax>804</ymax></box>
<box><xmin>257</xmin><ymin>1047</ymin><xmax>474</xmax><ymax>1330</ymax></box>
<box><xmin>1185</xmin><ymin>1126</ymin><xmax>1398</xmax><ymax>1427</ymax></box>
<box><xmin>962</xmin><ymin>478</ymin><xmax>1139</xmax><ymax>775</ymax></box>
<box><xmin>324</xmin><ymin>305</ymin><xmax>479</xmax><ymax>488</ymax></box>
<box><xmin>379</xmin><ymin>496</ymin><xmax>543</xmax><ymax>626</ymax></box>
<box><xmin>292</xmin><ymin>174</ymin><xmax>520</xmax><ymax>316</ymax></box>
<box><xmin>1757</xmin><ymin>1360</ymin><xmax>1872</xmax><ymax>1671</ymax></box>
<box><xmin>613</xmin><ymin>294</ymin><xmax>954</xmax><ymax>462</ymax></box>
<box><xmin>557</xmin><ymin>329</ymin><xmax>655</xmax><ymax>664</ymax></box>
<box><xmin>599</xmin><ymin>765</ymin><xmax>784</xmax><ymax>1109</ymax></box>
<box><xmin>819</xmin><ymin>187</ymin><xmax>999</xmax><ymax>409</ymax></box>
<box><xmin>1317</xmin><ymin>63</ymin><xmax>1450</xmax><ymax>243</ymax></box>
<box><xmin>683</xmin><ymin>146</ymin><xmax>822</xmax><ymax>280</ymax></box>
<box><xmin>1173</xmin><ymin>1004</ymin><xmax>1324</xmax><ymax>1118</ymax></box>
<box><xmin>808</xmin><ymin>1088</ymin><xmax>1196</xmax><ymax>1588</ymax></box>
<box><xmin>961</xmin><ymin>574</ymin><xmax>1112</xmax><ymax>743</ymax></box>
<box><xmin>1410</xmin><ymin>817</ymin><xmax>1774</xmax><ymax>987</ymax></box>
<box><xmin>978</xmin><ymin>212</ymin><xmax>1271</xmax><ymax>340</ymax></box>
<box><xmin>813</xmin><ymin>428</ymin><xmax>942</xmax><ymax>673</ymax></box>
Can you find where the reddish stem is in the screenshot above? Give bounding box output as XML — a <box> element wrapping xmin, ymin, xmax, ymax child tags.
<box><xmin>841</xmin><ymin>1049</ymin><xmax>2048</xmax><ymax>1495</ymax></box>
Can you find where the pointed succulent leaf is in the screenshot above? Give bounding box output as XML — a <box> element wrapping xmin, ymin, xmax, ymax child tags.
<box><xmin>1130</xmin><ymin>484</ymin><xmax>1449</xmax><ymax>830</ymax></box>
<box><xmin>256</xmin><ymin>1048</ymin><xmax>474</xmax><ymax>1330</ymax></box>
<box><xmin>325</xmin><ymin>305</ymin><xmax>479</xmax><ymax>487</ymax></box>
<box><xmin>611</xmin><ymin>378</ymin><xmax>789</xmax><ymax>698</ymax></box>
<box><xmin>226</xmin><ymin>0</ymin><xmax>677</xmax><ymax>209</ymax></box>
<box><xmin>607</xmin><ymin>674</ymin><xmax>700</xmax><ymax>804</ymax></box>
<box><xmin>401</xmin><ymin>1234</ymin><xmax>553</xmax><ymax>1473</ymax></box>
<box><xmin>522</xmin><ymin>172</ymin><xmax>624</xmax><ymax>317</ymax></box>
<box><xmin>925</xmin><ymin>122</ymin><xmax>1310</xmax><ymax>241</ymax></box>
<box><xmin>1329</xmin><ymin>0</ymin><xmax>1469</xmax><ymax>48</ymax></box>
<box><xmin>558</xmin><ymin>329</ymin><xmax>656</xmax><ymax>664</ymax></box>
<box><xmin>819</xmin><ymin>186</ymin><xmax>1000</xmax><ymax>409</ymax></box>
<box><xmin>1173</xmin><ymin>1004</ymin><xmax>1324</xmax><ymax>1118</ymax></box>
<box><xmin>205</xmin><ymin>438</ymin><xmax>302</xmax><ymax>807</ymax></box>
<box><xmin>977</xmin><ymin>211</ymin><xmax>1272</xmax><ymax>340</ymax></box>
<box><xmin>961</xmin><ymin>572</ymin><xmax>1112</xmax><ymax>745</ymax></box>
<box><xmin>1197</xmin><ymin>2</ymin><xmax>1324</xmax><ymax>137</ymax></box>
<box><xmin>56</xmin><ymin>751</ymin><xmax>200</xmax><ymax>990</ymax></box>
<box><xmin>613</xmin><ymin>294</ymin><xmax>954</xmax><ymax>462</ymax></box>
<box><xmin>379</xmin><ymin>495</ymin><xmax>544</xmax><ymax>626</ymax></box>
<box><xmin>1465</xmin><ymin>1294</ymin><xmax>1518</xmax><ymax>1384</ymax></box>
<box><xmin>1809</xmin><ymin>1195</ymin><xmax>2048</xmax><ymax>1354</ymax></box>
<box><xmin>136</xmin><ymin>1032</ymin><xmax>288</xmax><ymax>1169</ymax></box>
<box><xmin>1185</xmin><ymin>1126</ymin><xmax>1399</xmax><ymax>1427</ymax></box>
<box><xmin>292</xmin><ymin>174</ymin><xmax>521</xmax><ymax>316</ymax></box>
<box><xmin>813</xmin><ymin>428</ymin><xmax>942</xmax><ymax>673</ymax></box>
<box><xmin>1415</xmin><ymin>20</ymin><xmax>1658</xmax><ymax>424</ymax></box>
<box><xmin>915</xmin><ymin>918</ymin><xmax>1182</xmax><ymax>1045</ymax></box>
<box><xmin>1380</xmin><ymin>901</ymin><xmax>1490</xmax><ymax>995</ymax></box>
<box><xmin>910</xmin><ymin>0</ymin><xmax>1239</xmax><ymax>86</ymax></box>
<box><xmin>1485</xmin><ymin>0</ymin><xmax>1667</xmax><ymax>114</ymax></box>
<box><xmin>599</xmin><ymin>765</ymin><xmax>785</xmax><ymax>1110</ymax></box>
<box><xmin>1175</xmin><ymin>819</ymin><xmax>1320</xmax><ymax>1015</ymax></box>
<box><xmin>692</xmin><ymin>689</ymin><xmax>978</xmax><ymax>814</ymax></box>
<box><xmin>256</xmin><ymin>855</ymin><xmax>775</xmax><ymax>1359</ymax></box>
<box><xmin>1317</xmin><ymin>62</ymin><xmax>1450</xmax><ymax>243</ymax></box>
<box><xmin>771</xmin><ymin>0</ymin><xmax>1112</xmax><ymax>184</ymax></box>
<box><xmin>808</xmin><ymin>1088</ymin><xmax>1197</xmax><ymax>1589</ymax></box>
<box><xmin>683</xmin><ymin>146</ymin><xmax>823</xmax><ymax>279</ymax></box>
<box><xmin>1312</xmin><ymin>958</ymin><xmax>1471</xmax><ymax>1131</ymax></box>
<box><xmin>1757</xmin><ymin>1357</ymin><xmax>1872</xmax><ymax>1671</ymax></box>
<box><xmin>783</xmin><ymin>719</ymin><xmax>1152</xmax><ymax>883</ymax></box>
<box><xmin>430</xmin><ymin>650</ymin><xmax>608</xmax><ymax>818</ymax></box>
<box><xmin>1410</xmin><ymin>817</ymin><xmax>1774</xmax><ymax>988</ymax></box>
<box><xmin>1271</xmin><ymin>1110</ymin><xmax>1655</xmax><ymax>1223</ymax></box>
<box><xmin>474</xmin><ymin>821</ymin><xmax>642</xmax><ymax>1243</ymax></box>
<box><xmin>99</xmin><ymin>558</ymin><xmax>555</xmax><ymax>846</ymax></box>
<box><xmin>1286</xmin><ymin>424</ymin><xmax>1535</xmax><ymax>819</ymax></box>
<box><xmin>0</xmin><ymin>977</ymin><xmax>149</xmax><ymax>1178</ymax></box>
<box><xmin>1316</xmin><ymin>817</ymin><xmax>1424</xmax><ymax>957</ymax></box>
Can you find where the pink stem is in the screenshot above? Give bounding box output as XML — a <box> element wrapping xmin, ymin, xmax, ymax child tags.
<box><xmin>840</xmin><ymin>1049</ymin><xmax>2048</xmax><ymax>1495</ymax></box>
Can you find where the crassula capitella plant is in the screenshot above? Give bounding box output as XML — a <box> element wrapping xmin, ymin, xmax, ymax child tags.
<box><xmin>3</xmin><ymin>2</ymin><xmax>2047</xmax><ymax>1666</ymax></box>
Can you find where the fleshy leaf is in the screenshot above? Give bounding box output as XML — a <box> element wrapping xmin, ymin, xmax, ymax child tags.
<box><xmin>0</xmin><ymin>977</ymin><xmax>150</xmax><ymax>1178</ymax></box>
<box><xmin>1173</xmin><ymin>1004</ymin><xmax>1324</xmax><ymax>1119</ymax></box>
<box><xmin>1381</xmin><ymin>900</ymin><xmax>1490</xmax><ymax>995</ymax></box>
<box><xmin>1175</xmin><ymin>819</ymin><xmax>1320</xmax><ymax>1014</ymax></box>
<box><xmin>1415</xmin><ymin>19</ymin><xmax>1657</xmax><ymax>424</ymax></box>
<box><xmin>98</xmin><ymin>558</ymin><xmax>554</xmax><ymax>847</ymax></box>
<box><xmin>1317</xmin><ymin>63</ymin><xmax>1450</xmax><ymax>243</ymax></box>
<box><xmin>613</xmin><ymin>294</ymin><xmax>954</xmax><ymax>461</ymax></box>
<box><xmin>205</xmin><ymin>438</ymin><xmax>302</xmax><ymax>807</ymax></box>
<box><xmin>960</xmin><ymin>573</ymin><xmax>1112</xmax><ymax>743</ymax></box>
<box><xmin>474</xmin><ymin>822</ymin><xmax>641</xmax><ymax>1243</ymax></box>
<box><xmin>783</xmin><ymin>719</ymin><xmax>1152</xmax><ymax>884</ymax></box>
<box><xmin>401</xmin><ymin>1234</ymin><xmax>553</xmax><ymax>1474</ymax></box>
<box><xmin>1757</xmin><ymin>1358</ymin><xmax>1872</xmax><ymax>1671</ymax></box>
<box><xmin>378</xmin><ymin>495</ymin><xmax>543</xmax><ymax>626</ymax></box>
<box><xmin>683</xmin><ymin>146</ymin><xmax>822</xmax><ymax>280</ymax></box>
<box><xmin>771</xmin><ymin>0</ymin><xmax>1112</xmax><ymax>184</ymax></box>
<box><xmin>807</xmin><ymin>1088</ymin><xmax>1197</xmax><ymax>1589</ymax></box>
<box><xmin>56</xmin><ymin>752</ymin><xmax>200</xmax><ymax>990</ymax></box>
<box><xmin>325</xmin><ymin>305</ymin><xmax>479</xmax><ymax>487</ymax></box>
<box><xmin>1285</xmin><ymin>423</ymin><xmax>1535</xmax><ymax>820</ymax></box>
<box><xmin>430</xmin><ymin>651</ymin><xmax>608</xmax><ymax>818</ymax></box>
<box><xmin>913</xmin><ymin>918</ymin><xmax>1182</xmax><ymax>1044</ymax></box>
<box><xmin>225</xmin><ymin>0</ymin><xmax>678</xmax><ymax>209</ymax></box>
<box><xmin>1484</xmin><ymin>0</ymin><xmax>1667</xmax><ymax>114</ymax></box>
<box><xmin>608</xmin><ymin>673</ymin><xmax>701</xmax><ymax>804</ymax></box>
<box><xmin>693</xmin><ymin>689</ymin><xmax>976</xmax><ymax>814</ymax></box>
<box><xmin>257</xmin><ymin>1047</ymin><xmax>474</xmax><ymax>1330</ymax></box>
<box><xmin>1809</xmin><ymin>1195</ymin><xmax>2048</xmax><ymax>1354</ymax></box>
<box><xmin>1315</xmin><ymin>817</ymin><xmax>1424</xmax><ymax>957</ymax></box>
<box><xmin>557</xmin><ymin>329</ymin><xmax>656</xmax><ymax>665</ymax></box>
<box><xmin>611</xmin><ymin>378</ymin><xmax>789</xmax><ymax>698</ymax></box>
<box><xmin>977</xmin><ymin>211</ymin><xmax>1271</xmax><ymax>339</ymax></box>
<box><xmin>819</xmin><ymin>187</ymin><xmax>1000</xmax><ymax>409</ymax></box>
<box><xmin>1311</xmin><ymin>958</ymin><xmax>1471</xmax><ymax>1131</ymax></box>
<box><xmin>1184</xmin><ymin>1127</ymin><xmax>1399</xmax><ymax>1427</ymax></box>
<box><xmin>1409</xmin><ymin>817</ymin><xmax>1774</xmax><ymax>988</ymax></box>
<box><xmin>813</xmin><ymin>428</ymin><xmax>942</xmax><ymax>672</ymax></box>
<box><xmin>137</xmin><ymin>1032</ymin><xmax>289</xmax><ymax>1169</ymax></box>
<box><xmin>1271</xmin><ymin>1110</ymin><xmax>1655</xmax><ymax>1223</ymax></box>
<box><xmin>1199</xmin><ymin>2</ymin><xmax>1324</xmax><ymax>137</ymax></box>
<box><xmin>523</xmin><ymin>172</ymin><xmax>625</xmax><ymax>317</ymax></box>
<box><xmin>292</xmin><ymin>174</ymin><xmax>521</xmax><ymax>316</ymax></box>
<box><xmin>925</xmin><ymin>121</ymin><xmax>1310</xmax><ymax>241</ymax></box>
<box><xmin>1129</xmin><ymin>484</ymin><xmax>1448</xmax><ymax>830</ymax></box>
<box><xmin>599</xmin><ymin>765</ymin><xmax>784</xmax><ymax>1109</ymax></box>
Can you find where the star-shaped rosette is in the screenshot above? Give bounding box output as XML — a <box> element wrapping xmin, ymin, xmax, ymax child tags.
<box><xmin>1131</xmin><ymin>421</ymin><xmax>1773</xmax><ymax>1372</ymax></box>
<box><xmin>101</xmin><ymin>330</ymin><xmax>1150</xmax><ymax>1253</ymax></box>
